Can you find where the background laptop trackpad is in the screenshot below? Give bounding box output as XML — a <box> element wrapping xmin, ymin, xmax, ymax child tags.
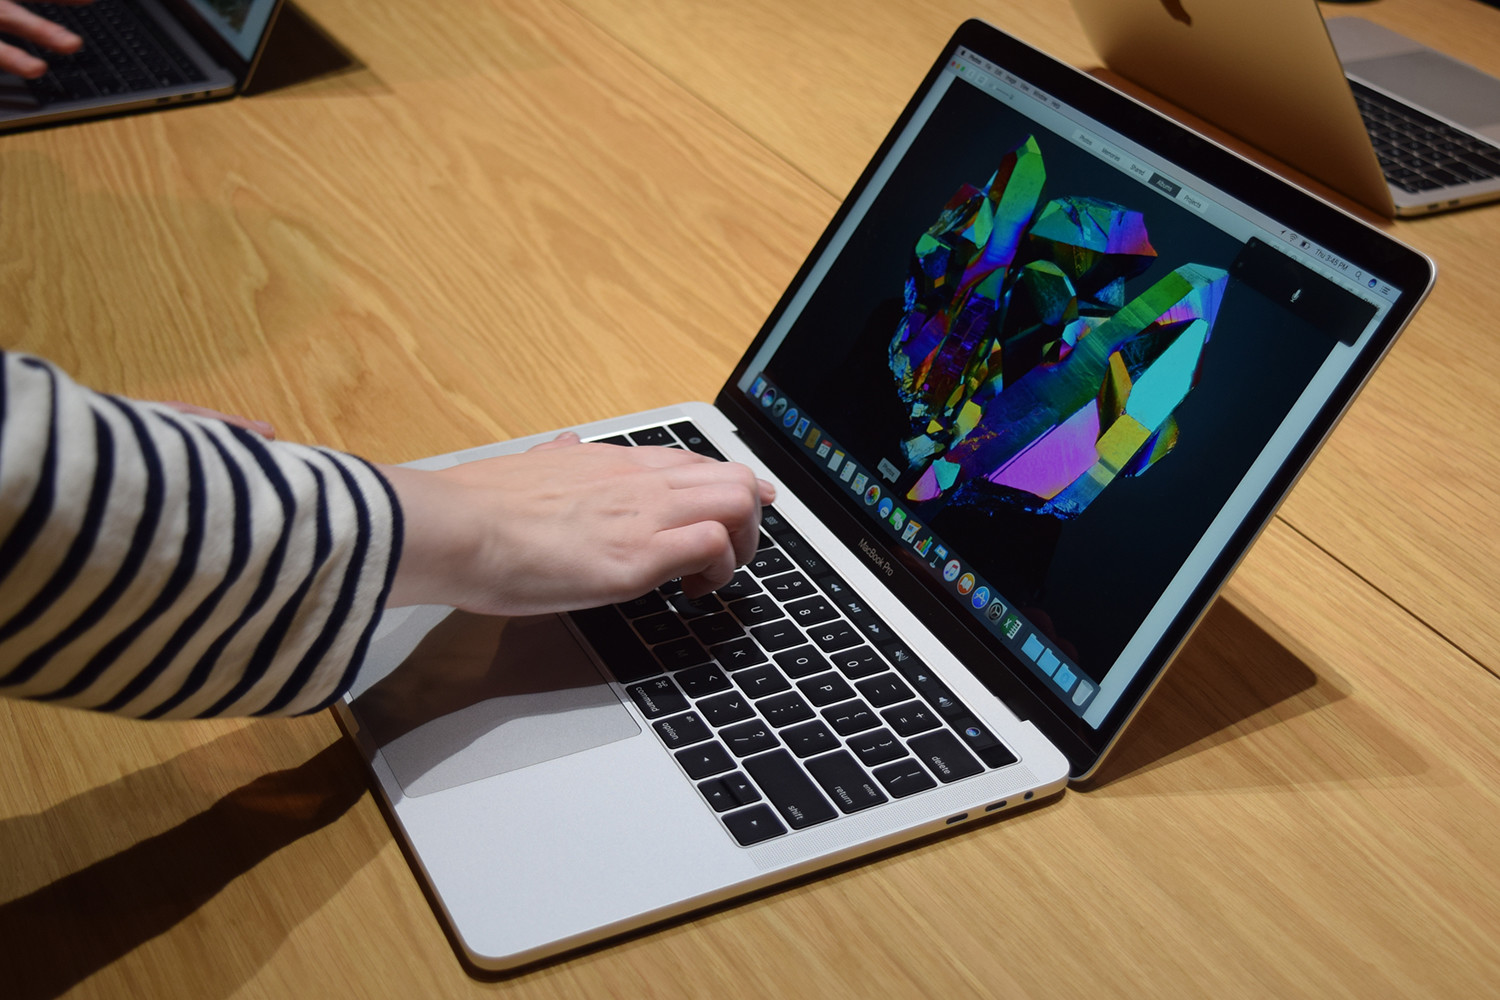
<box><xmin>350</xmin><ymin>610</ymin><xmax>639</xmax><ymax>797</ymax></box>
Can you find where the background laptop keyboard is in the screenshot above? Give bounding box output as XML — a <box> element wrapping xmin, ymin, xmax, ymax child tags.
<box><xmin>568</xmin><ymin>420</ymin><xmax>1017</xmax><ymax>847</ymax></box>
<box><xmin>10</xmin><ymin>0</ymin><xmax>206</xmax><ymax>106</ymax></box>
<box><xmin>1351</xmin><ymin>79</ymin><xmax>1500</xmax><ymax>193</ymax></box>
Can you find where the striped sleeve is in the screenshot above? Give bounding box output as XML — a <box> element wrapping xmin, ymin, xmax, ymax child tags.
<box><xmin>0</xmin><ymin>351</ymin><xmax>403</xmax><ymax>718</ymax></box>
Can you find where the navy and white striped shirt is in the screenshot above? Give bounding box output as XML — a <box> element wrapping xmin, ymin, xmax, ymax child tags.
<box><xmin>0</xmin><ymin>352</ymin><xmax>402</xmax><ymax>718</ymax></box>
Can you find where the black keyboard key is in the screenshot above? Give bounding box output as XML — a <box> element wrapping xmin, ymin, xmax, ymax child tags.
<box><xmin>848</xmin><ymin>728</ymin><xmax>908</xmax><ymax>767</ymax></box>
<box><xmin>882</xmin><ymin>700</ymin><xmax>942</xmax><ymax>736</ymax></box>
<box><xmin>1457</xmin><ymin>149</ymin><xmax>1500</xmax><ymax>177</ymax></box>
<box><xmin>670</xmin><ymin>591</ymin><xmax>723</xmax><ymax>618</ymax></box>
<box><xmin>807</xmin><ymin>621</ymin><xmax>860</xmax><ymax>652</ymax></box>
<box><xmin>821</xmin><ymin>699</ymin><xmax>880</xmax><ymax>736</ymax></box>
<box><xmin>628</xmin><ymin>677</ymin><xmax>688</xmax><ymax>718</ymax></box>
<box><xmin>873</xmin><ymin>758</ymin><xmax>938</xmax><ymax>798</ymax></box>
<box><xmin>743</xmin><ymin>749</ymin><xmax>838</xmax><ymax>829</ymax></box>
<box><xmin>591</xmin><ymin>434</ymin><xmax>631</xmax><ymax>447</ymax></box>
<box><xmin>669</xmin><ymin>421</ymin><xmax>727</xmax><ymax>460</ymax></box>
<box><xmin>759</xmin><ymin>690</ymin><xmax>814</xmax><ymax>728</ymax></box>
<box><xmin>698</xmin><ymin>690</ymin><xmax>755</xmax><ymax>726</ymax></box>
<box><xmin>747</xmin><ymin>549</ymin><xmax>790</xmax><ymax>577</ymax></box>
<box><xmin>676</xmin><ymin>741</ymin><xmax>735</xmax><ymax>779</ymax></box>
<box><xmin>749</xmin><ymin>620</ymin><xmax>804</xmax><ymax>651</ymax></box>
<box><xmin>784</xmin><ymin>595</ymin><xmax>839</xmax><ymax>627</ymax></box>
<box><xmin>733</xmin><ymin>663</ymin><xmax>791</xmax><ymax>699</ymax></box>
<box><xmin>722</xmin><ymin>803</ymin><xmax>786</xmax><ymax>845</ymax></box>
<box><xmin>908</xmin><ymin>730</ymin><xmax>984</xmax><ymax>783</ymax></box>
<box><xmin>722</xmin><ymin>771</ymin><xmax>761</xmax><ymax>806</ymax></box>
<box><xmin>654</xmin><ymin>636</ymin><xmax>710</xmax><ymax>672</ymax></box>
<box><xmin>856</xmin><ymin>673</ymin><xmax>914</xmax><ymax>708</ymax></box>
<box><xmin>727</xmin><ymin>595</ymin><xmax>783</xmax><ymax>625</ymax></box>
<box><xmin>797</xmin><ymin>672</ymin><xmax>856</xmax><ymax>707</ymax></box>
<box><xmin>690</xmin><ymin>611</ymin><xmax>744</xmax><ymax>645</ymax></box>
<box><xmin>568</xmin><ymin>605</ymin><xmax>659</xmax><ymax>683</ymax></box>
<box><xmin>806</xmin><ymin>751</ymin><xmax>887</xmax><ymax>814</ymax></box>
<box><xmin>654</xmin><ymin>711</ymin><xmax>712</xmax><ymax>748</ymax></box>
<box><xmin>634</xmin><ymin>611</ymin><xmax>690</xmax><ymax>644</ymax></box>
<box><xmin>698</xmin><ymin>776</ymin><xmax>741</xmax><ymax>812</ymax></box>
<box><xmin>711</xmin><ymin>637</ymin><xmax>767</xmax><ymax>671</ymax></box>
<box><xmin>698</xmin><ymin>770</ymin><xmax>762</xmax><ymax>812</ymax></box>
<box><xmin>716</xmin><ymin>570</ymin><xmax>762</xmax><ymax>600</ymax></box>
<box><xmin>830</xmin><ymin>645</ymin><xmax>886</xmax><ymax>680</ymax></box>
<box><xmin>721</xmin><ymin>719</ymin><xmax>780</xmax><ymax>757</ymax></box>
<box><xmin>763</xmin><ymin>570</ymin><xmax>815</xmax><ymax>602</ymax></box>
<box><xmin>781</xmin><ymin>719</ymin><xmax>840</xmax><ymax>758</ymax></box>
<box><xmin>774</xmin><ymin>645</ymin><xmax>831</xmax><ymax>679</ymax></box>
<box><xmin>617</xmin><ymin>591</ymin><xmax>668</xmax><ymax>618</ymax></box>
<box><xmin>675</xmin><ymin>662</ymin><xmax>731</xmax><ymax>698</ymax></box>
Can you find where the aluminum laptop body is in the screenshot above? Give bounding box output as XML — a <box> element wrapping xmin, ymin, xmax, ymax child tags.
<box><xmin>0</xmin><ymin>0</ymin><xmax>283</xmax><ymax>131</ymax></box>
<box><xmin>335</xmin><ymin>20</ymin><xmax>1434</xmax><ymax>972</ymax></box>
<box><xmin>1070</xmin><ymin>0</ymin><xmax>1500</xmax><ymax>217</ymax></box>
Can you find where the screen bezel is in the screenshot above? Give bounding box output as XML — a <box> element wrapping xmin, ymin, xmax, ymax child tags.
<box><xmin>717</xmin><ymin>19</ymin><xmax>1434</xmax><ymax>779</ymax></box>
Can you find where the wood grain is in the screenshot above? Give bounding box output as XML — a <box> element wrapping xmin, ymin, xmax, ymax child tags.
<box><xmin>2</xmin><ymin>0</ymin><xmax>1499</xmax><ymax>996</ymax></box>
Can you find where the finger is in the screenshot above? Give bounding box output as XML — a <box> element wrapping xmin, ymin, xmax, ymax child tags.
<box><xmin>0</xmin><ymin>6</ymin><xmax>83</xmax><ymax>55</ymax></box>
<box><xmin>654</xmin><ymin>480</ymin><xmax>762</xmax><ymax>567</ymax></box>
<box><xmin>655</xmin><ymin>521</ymin><xmax>738</xmax><ymax>598</ymax></box>
<box><xmin>0</xmin><ymin>41</ymin><xmax>49</xmax><ymax>79</ymax></box>
<box><xmin>617</xmin><ymin>444</ymin><xmax>718</xmax><ymax>469</ymax></box>
<box><xmin>527</xmin><ymin>430</ymin><xmax>582</xmax><ymax>452</ymax></box>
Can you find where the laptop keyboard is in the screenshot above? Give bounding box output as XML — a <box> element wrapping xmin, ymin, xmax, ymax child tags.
<box><xmin>568</xmin><ymin>420</ymin><xmax>1017</xmax><ymax>847</ymax></box>
<box><xmin>1351</xmin><ymin>80</ymin><xmax>1500</xmax><ymax>194</ymax></box>
<box><xmin>11</xmin><ymin>0</ymin><xmax>207</xmax><ymax>106</ymax></box>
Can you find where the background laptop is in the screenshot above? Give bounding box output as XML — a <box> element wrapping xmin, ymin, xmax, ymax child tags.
<box><xmin>0</xmin><ymin>0</ymin><xmax>283</xmax><ymax>131</ymax></box>
<box><xmin>335</xmin><ymin>19</ymin><xmax>1433</xmax><ymax>972</ymax></box>
<box><xmin>1070</xmin><ymin>0</ymin><xmax>1500</xmax><ymax>217</ymax></box>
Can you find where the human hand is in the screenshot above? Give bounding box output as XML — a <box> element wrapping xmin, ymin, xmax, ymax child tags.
<box><xmin>0</xmin><ymin>0</ymin><xmax>92</xmax><ymax>79</ymax></box>
<box><xmin>380</xmin><ymin>432</ymin><xmax>777</xmax><ymax>616</ymax></box>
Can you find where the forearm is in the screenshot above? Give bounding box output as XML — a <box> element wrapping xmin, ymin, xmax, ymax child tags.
<box><xmin>0</xmin><ymin>352</ymin><xmax>400</xmax><ymax>718</ymax></box>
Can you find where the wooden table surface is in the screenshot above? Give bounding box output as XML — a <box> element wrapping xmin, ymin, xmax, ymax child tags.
<box><xmin>3</xmin><ymin>0</ymin><xmax>1497</xmax><ymax>996</ymax></box>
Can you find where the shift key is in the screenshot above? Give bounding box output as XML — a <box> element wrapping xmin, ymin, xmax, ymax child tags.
<box><xmin>743</xmin><ymin>750</ymin><xmax>838</xmax><ymax>829</ymax></box>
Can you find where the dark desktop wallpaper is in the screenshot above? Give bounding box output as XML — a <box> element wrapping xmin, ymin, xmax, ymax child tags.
<box><xmin>759</xmin><ymin>76</ymin><xmax>1343</xmax><ymax>679</ymax></box>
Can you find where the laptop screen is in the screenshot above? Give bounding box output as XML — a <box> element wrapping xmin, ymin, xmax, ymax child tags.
<box><xmin>180</xmin><ymin>0</ymin><xmax>279</xmax><ymax>61</ymax></box>
<box><xmin>729</xmin><ymin>35</ymin><xmax>1415</xmax><ymax>746</ymax></box>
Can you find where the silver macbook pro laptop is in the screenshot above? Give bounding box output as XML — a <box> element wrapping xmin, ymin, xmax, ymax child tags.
<box><xmin>335</xmin><ymin>19</ymin><xmax>1434</xmax><ymax>972</ymax></box>
<box><xmin>1071</xmin><ymin>0</ymin><xmax>1500</xmax><ymax>217</ymax></box>
<box><xmin>0</xmin><ymin>0</ymin><xmax>283</xmax><ymax>131</ymax></box>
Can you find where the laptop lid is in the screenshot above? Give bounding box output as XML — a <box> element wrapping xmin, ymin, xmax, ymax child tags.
<box><xmin>1068</xmin><ymin>0</ymin><xmax>1396</xmax><ymax>215</ymax></box>
<box><xmin>715</xmin><ymin>18</ymin><xmax>1433</xmax><ymax>780</ymax></box>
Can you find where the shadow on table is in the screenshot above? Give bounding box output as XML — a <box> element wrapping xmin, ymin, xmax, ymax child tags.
<box><xmin>0</xmin><ymin>731</ymin><xmax>372</xmax><ymax>1000</ymax></box>
<box><xmin>1084</xmin><ymin>595</ymin><xmax>1428</xmax><ymax>793</ymax></box>
<box><xmin>243</xmin><ymin>2</ymin><xmax>368</xmax><ymax>97</ymax></box>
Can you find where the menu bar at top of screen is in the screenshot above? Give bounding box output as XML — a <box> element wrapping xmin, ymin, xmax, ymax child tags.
<box><xmin>947</xmin><ymin>47</ymin><xmax>1402</xmax><ymax>311</ymax></box>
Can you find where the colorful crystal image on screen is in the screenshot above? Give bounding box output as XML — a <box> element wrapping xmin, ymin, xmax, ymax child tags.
<box><xmin>888</xmin><ymin>135</ymin><xmax>1227</xmax><ymax>519</ymax></box>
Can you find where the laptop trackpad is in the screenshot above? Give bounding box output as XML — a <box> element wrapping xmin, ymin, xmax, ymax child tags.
<box><xmin>350</xmin><ymin>610</ymin><xmax>639</xmax><ymax>797</ymax></box>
